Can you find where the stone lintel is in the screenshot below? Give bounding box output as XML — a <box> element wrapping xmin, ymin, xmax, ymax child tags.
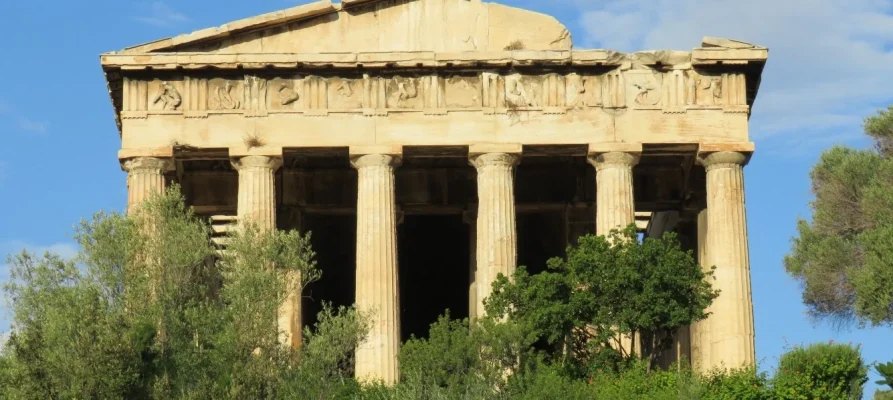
<box><xmin>588</xmin><ymin>142</ymin><xmax>643</xmax><ymax>156</ymax></box>
<box><xmin>229</xmin><ymin>146</ymin><xmax>285</xmax><ymax>159</ymax></box>
<box><xmin>469</xmin><ymin>143</ymin><xmax>523</xmax><ymax>156</ymax></box>
<box><xmin>349</xmin><ymin>145</ymin><xmax>404</xmax><ymax>157</ymax></box>
<box><xmin>101</xmin><ymin>48</ymin><xmax>766</xmax><ymax>70</ymax></box>
<box><xmin>118</xmin><ymin>147</ymin><xmax>174</xmax><ymax>161</ymax></box>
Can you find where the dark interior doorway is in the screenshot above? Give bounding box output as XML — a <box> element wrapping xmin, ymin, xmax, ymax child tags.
<box><xmin>301</xmin><ymin>213</ymin><xmax>357</xmax><ymax>330</ymax></box>
<box><xmin>398</xmin><ymin>214</ymin><xmax>469</xmax><ymax>341</ymax></box>
<box><xmin>517</xmin><ymin>211</ymin><xmax>567</xmax><ymax>275</ymax></box>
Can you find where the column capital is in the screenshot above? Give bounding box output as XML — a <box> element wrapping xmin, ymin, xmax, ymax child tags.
<box><xmin>469</xmin><ymin>153</ymin><xmax>521</xmax><ymax>169</ymax></box>
<box><xmin>351</xmin><ymin>153</ymin><xmax>402</xmax><ymax>169</ymax></box>
<box><xmin>587</xmin><ymin>152</ymin><xmax>640</xmax><ymax>171</ymax></box>
<box><xmin>121</xmin><ymin>157</ymin><xmax>175</xmax><ymax>173</ymax></box>
<box><xmin>698</xmin><ymin>151</ymin><xmax>749</xmax><ymax>171</ymax></box>
<box><xmin>231</xmin><ymin>155</ymin><xmax>283</xmax><ymax>171</ymax></box>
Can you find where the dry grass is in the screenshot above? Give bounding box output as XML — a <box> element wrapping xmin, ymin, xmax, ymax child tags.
<box><xmin>504</xmin><ymin>40</ymin><xmax>525</xmax><ymax>51</ymax></box>
<box><xmin>243</xmin><ymin>133</ymin><xmax>265</xmax><ymax>149</ymax></box>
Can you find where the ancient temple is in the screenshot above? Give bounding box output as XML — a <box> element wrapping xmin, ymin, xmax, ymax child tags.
<box><xmin>100</xmin><ymin>0</ymin><xmax>767</xmax><ymax>383</ymax></box>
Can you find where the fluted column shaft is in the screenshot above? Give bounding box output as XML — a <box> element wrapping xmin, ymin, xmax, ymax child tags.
<box><xmin>470</xmin><ymin>153</ymin><xmax>519</xmax><ymax>318</ymax></box>
<box><xmin>690</xmin><ymin>209</ymin><xmax>712</xmax><ymax>372</ymax></box>
<box><xmin>123</xmin><ymin>157</ymin><xmax>174</xmax><ymax>213</ymax></box>
<box><xmin>701</xmin><ymin>152</ymin><xmax>755</xmax><ymax>369</ymax></box>
<box><xmin>589</xmin><ymin>152</ymin><xmax>640</xmax><ymax>236</ymax></box>
<box><xmin>232</xmin><ymin>156</ymin><xmax>282</xmax><ymax>231</ymax></box>
<box><xmin>232</xmin><ymin>155</ymin><xmax>298</xmax><ymax>349</ymax></box>
<box><xmin>352</xmin><ymin>154</ymin><xmax>401</xmax><ymax>384</ymax></box>
<box><xmin>589</xmin><ymin>151</ymin><xmax>639</xmax><ymax>355</ymax></box>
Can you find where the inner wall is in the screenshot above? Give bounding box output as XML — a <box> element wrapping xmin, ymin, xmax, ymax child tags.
<box><xmin>398</xmin><ymin>214</ymin><xmax>469</xmax><ymax>340</ymax></box>
<box><xmin>300</xmin><ymin>213</ymin><xmax>357</xmax><ymax>329</ymax></box>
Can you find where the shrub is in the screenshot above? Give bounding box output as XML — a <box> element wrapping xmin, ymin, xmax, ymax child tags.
<box><xmin>773</xmin><ymin>342</ymin><xmax>868</xmax><ymax>400</ymax></box>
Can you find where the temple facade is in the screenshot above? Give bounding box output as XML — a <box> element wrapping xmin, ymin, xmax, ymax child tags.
<box><xmin>101</xmin><ymin>0</ymin><xmax>767</xmax><ymax>383</ymax></box>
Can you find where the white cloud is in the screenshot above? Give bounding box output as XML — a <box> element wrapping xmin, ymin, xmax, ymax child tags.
<box><xmin>573</xmin><ymin>0</ymin><xmax>893</xmax><ymax>150</ymax></box>
<box><xmin>0</xmin><ymin>331</ymin><xmax>7</xmax><ymax>353</ymax></box>
<box><xmin>135</xmin><ymin>2</ymin><xmax>191</xmax><ymax>27</ymax></box>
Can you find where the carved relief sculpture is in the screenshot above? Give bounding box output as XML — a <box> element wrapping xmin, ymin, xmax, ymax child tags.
<box><xmin>625</xmin><ymin>71</ymin><xmax>662</xmax><ymax>108</ymax></box>
<box><xmin>328</xmin><ymin>78</ymin><xmax>363</xmax><ymax>109</ymax></box>
<box><xmin>387</xmin><ymin>76</ymin><xmax>421</xmax><ymax>108</ymax></box>
<box><xmin>152</xmin><ymin>81</ymin><xmax>182</xmax><ymax>111</ymax></box>
<box><xmin>566</xmin><ymin>73</ymin><xmax>587</xmax><ymax>108</ymax></box>
<box><xmin>695</xmin><ymin>74</ymin><xmax>722</xmax><ymax>106</ymax></box>
<box><xmin>505</xmin><ymin>74</ymin><xmax>537</xmax><ymax>108</ymax></box>
<box><xmin>211</xmin><ymin>81</ymin><xmax>241</xmax><ymax>110</ymax></box>
<box><xmin>278</xmin><ymin>83</ymin><xmax>300</xmax><ymax>106</ymax></box>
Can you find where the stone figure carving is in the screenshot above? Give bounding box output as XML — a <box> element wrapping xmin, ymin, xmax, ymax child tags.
<box><xmin>505</xmin><ymin>76</ymin><xmax>536</xmax><ymax>107</ymax></box>
<box><xmin>633</xmin><ymin>81</ymin><xmax>657</xmax><ymax>105</ymax></box>
<box><xmin>392</xmin><ymin>77</ymin><xmax>418</xmax><ymax>104</ymax></box>
<box><xmin>152</xmin><ymin>81</ymin><xmax>181</xmax><ymax>111</ymax></box>
<box><xmin>337</xmin><ymin>80</ymin><xmax>354</xmax><ymax>98</ymax></box>
<box><xmin>211</xmin><ymin>81</ymin><xmax>241</xmax><ymax>110</ymax></box>
<box><xmin>567</xmin><ymin>74</ymin><xmax>587</xmax><ymax>107</ymax></box>
<box><xmin>697</xmin><ymin>75</ymin><xmax>722</xmax><ymax>105</ymax></box>
<box><xmin>278</xmin><ymin>83</ymin><xmax>300</xmax><ymax>106</ymax></box>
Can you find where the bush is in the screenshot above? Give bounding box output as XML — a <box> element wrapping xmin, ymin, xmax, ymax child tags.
<box><xmin>773</xmin><ymin>342</ymin><xmax>868</xmax><ymax>400</ymax></box>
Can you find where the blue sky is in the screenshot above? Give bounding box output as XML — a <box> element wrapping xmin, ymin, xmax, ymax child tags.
<box><xmin>1</xmin><ymin>0</ymin><xmax>892</xmax><ymax>394</ymax></box>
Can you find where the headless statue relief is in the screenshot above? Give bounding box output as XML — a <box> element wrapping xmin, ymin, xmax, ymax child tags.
<box><xmin>392</xmin><ymin>77</ymin><xmax>418</xmax><ymax>104</ymax></box>
<box><xmin>505</xmin><ymin>76</ymin><xmax>536</xmax><ymax>107</ymax></box>
<box><xmin>152</xmin><ymin>81</ymin><xmax>181</xmax><ymax>111</ymax></box>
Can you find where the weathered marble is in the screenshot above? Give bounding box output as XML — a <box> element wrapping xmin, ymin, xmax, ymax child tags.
<box><xmin>699</xmin><ymin>152</ymin><xmax>755</xmax><ymax>370</ymax></box>
<box><xmin>470</xmin><ymin>151</ymin><xmax>520</xmax><ymax>319</ymax></box>
<box><xmin>122</xmin><ymin>157</ymin><xmax>174</xmax><ymax>212</ymax></box>
<box><xmin>352</xmin><ymin>153</ymin><xmax>401</xmax><ymax>384</ymax></box>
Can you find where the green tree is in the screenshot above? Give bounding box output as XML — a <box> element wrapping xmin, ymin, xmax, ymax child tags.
<box><xmin>0</xmin><ymin>187</ymin><xmax>368</xmax><ymax>399</ymax></box>
<box><xmin>785</xmin><ymin>106</ymin><xmax>893</xmax><ymax>327</ymax></box>
<box><xmin>485</xmin><ymin>225</ymin><xmax>718</xmax><ymax>374</ymax></box>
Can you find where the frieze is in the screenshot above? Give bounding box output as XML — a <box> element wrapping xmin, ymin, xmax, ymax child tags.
<box><xmin>118</xmin><ymin>69</ymin><xmax>747</xmax><ymax>116</ymax></box>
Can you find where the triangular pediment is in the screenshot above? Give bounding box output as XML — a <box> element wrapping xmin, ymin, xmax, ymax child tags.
<box><xmin>122</xmin><ymin>0</ymin><xmax>572</xmax><ymax>54</ymax></box>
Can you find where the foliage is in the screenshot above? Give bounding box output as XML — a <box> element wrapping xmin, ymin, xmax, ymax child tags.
<box><xmin>772</xmin><ymin>342</ymin><xmax>868</xmax><ymax>400</ymax></box>
<box><xmin>0</xmin><ymin>186</ymin><xmax>371</xmax><ymax>399</ymax></box>
<box><xmin>485</xmin><ymin>225</ymin><xmax>718</xmax><ymax>373</ymax></box>
<box><xmin>877</xmin><ymin>361</ymin><xmax>893</xmax><ymax>389</ymax></box>
<box><xmin>785</xmin><ymin>105</ymin><xmax>893</xmax><ymax>327</ymax></box>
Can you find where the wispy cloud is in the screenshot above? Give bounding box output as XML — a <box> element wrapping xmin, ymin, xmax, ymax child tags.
<box><xmin>135</xmin><ymin>2</ymin><xmax>191</xmax><ymax>27</ymax></box>
<box><xmin>0</xmin><ymin>96</ymin><xmax>50</xmax><ymax>136</ymax></box>
<box><xmin>571</xmin><ymin>0</ymin><xmax>893</xmax><ymax>151</ymax></box>
<box><xmin>17</xmin><ymin>117</ymin><xmax>48</xmax><ymax>135</ymax></box>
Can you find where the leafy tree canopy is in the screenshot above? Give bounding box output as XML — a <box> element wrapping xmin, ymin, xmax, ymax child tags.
<box><xmin>484</xmin><ymin>225</ymin><xmax>718</xmax><ymax>375</ymax></box>
<box><xmin>785</xmin><ymin>105</ymin><xmax>893</xmax><ymax>327</ymax></box>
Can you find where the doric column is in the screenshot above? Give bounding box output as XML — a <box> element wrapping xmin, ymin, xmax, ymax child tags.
<box><xmin>699</xmin><ymin>151</ymin><xmax>755</xmax><ymax>369</ymax></box>
<box><xmin>469</xmin><ymin>150</ymin><xmax>520</xmax><ymax>318</ymax></box>
<box><xmin>587</xmin><ymin>151</ymin><xmax>640</xmax><ymax>236</ymax></box>
<box><xmin>231</xmin><ymin>155</ymin><xmax>282</xmax><ymax>230</ymax></box>
<box><xmin>231</xmin><ymin>155</ymin><xmax>298</xmax><ymax>349</ymax></box>
<box><xmin>122</xmin><ymin>157</ymin><xmax>174</xmax><ymax>213</ymax></box>
<box><xmin>588</xmin><ymin>146</ymin><xmax>640</xmax><ymax>355</ymax></box>
<box><xmin>351</xmin><ymin>152</ymin><xmax>401</xmax><ymax>384</ymax></box>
